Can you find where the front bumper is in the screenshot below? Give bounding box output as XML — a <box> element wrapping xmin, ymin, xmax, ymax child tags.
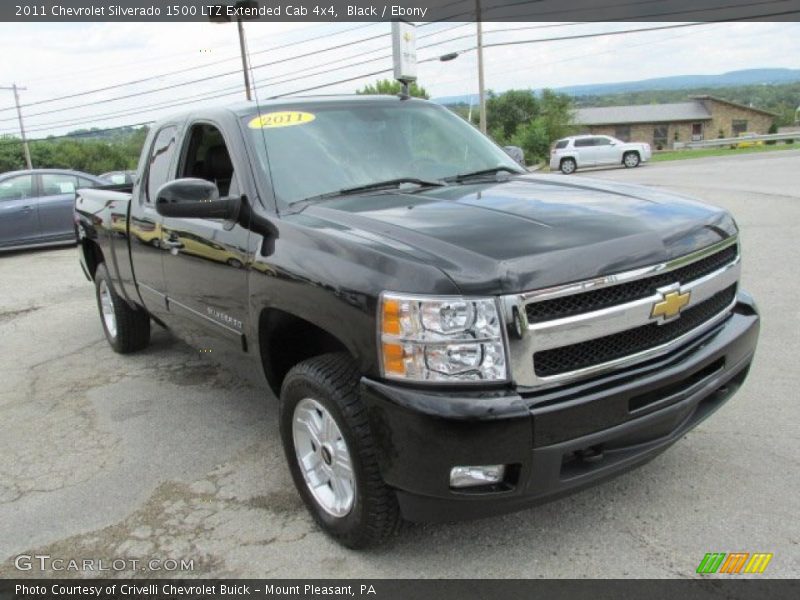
<box><xmin>360</xmin><ymin>292</ymin><xmax>759</xmax><ymax>522</ymax></box>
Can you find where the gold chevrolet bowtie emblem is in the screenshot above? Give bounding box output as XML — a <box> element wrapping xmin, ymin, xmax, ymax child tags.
<box><xmin>403</xmin><ymin>32</ymin><xmax>413</xmax><ymax>42</ymax></box>
<box><xmin>651</xmin><ymin>289</ymin><xmax>691</xmax><ymax>321</ymax></box>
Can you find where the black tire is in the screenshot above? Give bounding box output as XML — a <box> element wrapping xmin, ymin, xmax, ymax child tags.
<box><xmin>560</xmin><ymin>157</ymin><xmax>577</xmax><ymax>174</ymax></box>
<box><xmin>94</xmin><ymin>262</ymin><xmax>151</xmax><ymax>353</ymax></box>
<box><xmin>623</xmin><ymin>151</ymin><xmax>641</xmax><ymax>168</ymax></box>
<box><xmin>280</xmin><ymin>353</ymin><xmax>401</xmax><ymax>548</ymax></box>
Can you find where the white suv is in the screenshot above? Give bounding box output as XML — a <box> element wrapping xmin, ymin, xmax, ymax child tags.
<box><xmin>550</xmin><ymin>135</ymin><xmax>652</xmax><ymax>174</ymax></box>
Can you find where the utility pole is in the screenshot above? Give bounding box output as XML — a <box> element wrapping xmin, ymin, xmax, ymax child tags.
<box><xmin>1</xmin><ymin>83</ymin><xmax>33</xmax><ymax>169</ymax></box>
<box><xmin>209</xmin><ymin>1</ymin><xmax>256</xmax><ymax>101</ymax></box>
<box><xmin>476</xmin><ymin>0</ymin><xmax>487</xmax><ymax>134</ymax></box>
<box><xmin>237</xmin><ymin>18</ymin><xmax>252</xmax><ymax>101</ymax></box>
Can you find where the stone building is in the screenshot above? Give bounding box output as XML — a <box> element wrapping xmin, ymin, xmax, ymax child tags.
<box><xmin>575</xmin><ymin>95</ymin><xmax>776</xmax><ymax>150</ymax></box>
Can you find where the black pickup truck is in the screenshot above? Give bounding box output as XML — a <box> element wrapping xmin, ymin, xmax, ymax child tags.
<box><xmin>75</xmin><ymin>96</ymin><xmax>759</xmax><ymax>548</ymax></box>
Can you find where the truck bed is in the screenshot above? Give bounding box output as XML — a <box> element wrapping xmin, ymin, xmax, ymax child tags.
<box><xmin>75</xmin><ymin>186</ymin><xmax>136</xmax><ymax>303</ymax></box>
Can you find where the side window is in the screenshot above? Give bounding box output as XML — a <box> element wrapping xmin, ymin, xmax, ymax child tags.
<box><xmin>178</xmin><ymin>123</ymin><xmax>235</xmax><ymax>197</ymax></box>
<box><xmin>145</xmin><ymin>126</ymin><xmax>178</xmax><ymax>204</ymax></box>
<box><xmin>593</xmin><ymin>137</ymin><xmax>612</xmax><ymax>146</ymax></box>
<box><xmin>554</xmin><ymin>140</ymin><xmax>569</xmax><ymax>150</ymax></box>
<box><xmin>41</xmin><ymin>173</ymin><xmax>78</xmax><ymax>196</ymax></box>
<box><xmin>78</xmin><ymin>177</ymin><xmax>99</xmax><ymax>188</ymax></box>
<box><xmin>0</xmin><ymin>175</ymin><xmax>34</xmax><ymax>201</ymax></box>
<box><xmin>574</xmin><ymin>138</ymin><xmax>593</xmax><ymax>148</ymax></box>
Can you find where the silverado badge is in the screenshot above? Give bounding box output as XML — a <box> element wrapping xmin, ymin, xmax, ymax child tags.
<box><xmin>651</xmin><ymin>289</ymin><xmax>691</xmax><ymax>322</ymax></box>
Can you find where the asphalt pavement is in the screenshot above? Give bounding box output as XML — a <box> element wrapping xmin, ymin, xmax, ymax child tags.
<box><xmin>1</xmin><ymin>150</ymin><xmax>798</xmax><ymax>578</ymax></box>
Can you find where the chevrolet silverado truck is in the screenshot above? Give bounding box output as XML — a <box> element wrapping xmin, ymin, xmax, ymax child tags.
<box><xmin>74</xmin><ymin>96</ymin><xmax>759</xmax><ymax>548</ymax></box>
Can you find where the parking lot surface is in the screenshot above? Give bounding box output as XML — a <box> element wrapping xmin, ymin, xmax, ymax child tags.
<box><xmin>1</xmin><ymin>151</ymin><xmax>798</xmax><ymax>578</ymax></box>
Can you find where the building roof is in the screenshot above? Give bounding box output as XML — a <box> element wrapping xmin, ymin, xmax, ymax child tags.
<box><xmin>689</xmin><ymin>95</ymin><xmax>779</xmax><ymax>116</ymax></box>
<box><xmin>575</xmin><ymin>102</ymin><xmax>712</xmax><ymax>126</ymax></box>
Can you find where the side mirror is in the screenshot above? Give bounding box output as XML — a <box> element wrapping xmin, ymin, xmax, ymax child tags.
<box><xmin>503</xmin><ymin>145</ymin><xmax>525</xmax><ymax>166</ymax></box>
<box><xmin>155</xmin><ymin>178</ymin><xmax>240</xmax><ymax>220</ymax></box>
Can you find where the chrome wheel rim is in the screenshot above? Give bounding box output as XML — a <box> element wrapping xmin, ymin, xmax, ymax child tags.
<box><xmin>625</xmin><ymin>154</ymin><xmax>638</xmax><ymax>167</ymax></box>
<box><xmin>562</xmin><ymin>160</ymin><xmax>575</xmax><ymax>173</ymax></box>
<box><xmin>98</xmin><ymin>280</ymin><xmax>117</xmax><ymax>338</ymax></box>
<box><xmin>292</xmin><ymin>398</ymin><xmax>355</xmax><ymax>517</ymax></box>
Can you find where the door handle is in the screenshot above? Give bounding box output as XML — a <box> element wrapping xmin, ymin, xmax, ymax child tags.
<box><xmin>21</xmin><ymin>205</ymin><xmax>33</xmax><ymax>213</ymax></box>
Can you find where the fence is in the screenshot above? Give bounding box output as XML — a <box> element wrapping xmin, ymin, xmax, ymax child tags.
<box><xmin>673</xmin><ymin>132</ymin><xmax>798</xmax><ymax>149</ymax></box>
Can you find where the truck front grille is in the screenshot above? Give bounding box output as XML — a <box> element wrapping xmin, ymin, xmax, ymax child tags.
<box><xmin>501</xmin><ymin>236</ymin><xmax>741</xmax><ymax>388</ymax></box>
<box><xmin>526</xmin><ymin>244</ymin><xmax>737</xmax><ymax>323</ymax></box>
<box><xmin>532</xmin><ymin>284</ymin><xmax>737</xmax><ymax>377</ymax></box>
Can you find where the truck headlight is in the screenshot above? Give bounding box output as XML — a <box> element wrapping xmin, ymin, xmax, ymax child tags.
<box><xmin>378</xmin><ymin>293</ymin><xmax>508</xmax><ymax>383</ymax></box>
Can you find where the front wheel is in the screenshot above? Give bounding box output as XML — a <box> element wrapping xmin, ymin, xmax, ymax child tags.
<box><xmin>94</xmin><ymin>263</ymin><xmax>151</xmax><ymax>353</ymax></box>
<box><xmin>623</xmin><ymin>151</ymin><xmax>641</xmax><ymax>168</ymax></box>
<box><xmin>280</xmin><ymin>353</ymin><xmax>401</xmax><ymax>548</ymax></box>
<box><xmin>560</xmin><ymin>157</ymin><xmax>577</xmax><ymax>174</ymax></box>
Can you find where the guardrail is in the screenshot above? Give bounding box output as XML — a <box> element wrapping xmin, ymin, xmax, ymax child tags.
<box><xmin>674</xmin><ymin>132</ymin><xmax>798</xmax><ymax>149</ymax></box>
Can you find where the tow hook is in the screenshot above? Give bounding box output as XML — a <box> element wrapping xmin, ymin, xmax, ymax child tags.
<box><xmin>576</xmin><ymin>445</ymin><xmax>605</xmax><ymax>464</ymax></box>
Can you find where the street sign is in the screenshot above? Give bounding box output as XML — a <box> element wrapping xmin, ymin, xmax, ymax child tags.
<box><xmin>392</xmin><ymin>22</ymin><xmax>417</xmax><ymax>82</ymax></box>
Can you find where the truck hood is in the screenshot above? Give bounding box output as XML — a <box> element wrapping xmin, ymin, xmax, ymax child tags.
<box><xmin>300</xmin><ymin>174</ymin><xmax>737</xmax><ymax>295</ymax></box>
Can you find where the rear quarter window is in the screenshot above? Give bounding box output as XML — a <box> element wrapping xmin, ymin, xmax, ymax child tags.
<box><xmin>555</xmin><ymin>140</ymin><xmax>569</xmax><ymax>149</ymax></box>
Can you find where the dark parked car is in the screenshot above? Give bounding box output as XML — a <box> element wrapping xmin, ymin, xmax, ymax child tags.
<box><xmin>0</xmin><ymin>169</ymin><xmax>105</xmax><ymax>251</ymax></box>
<box><xmin>99</xmin><ymin>170</ymin><xmax>136</xmax><ymax>185</ymax></box>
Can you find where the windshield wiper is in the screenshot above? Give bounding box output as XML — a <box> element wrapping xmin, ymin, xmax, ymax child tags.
<box><xmin>444</xmin><ymin>166</ymin><xmax>525</xmax><ymax>183</ymax></box>
<box><xmin>293</xmin><ymin>177</ymin><xmax>444</xmax><ymax>205</ymax></box>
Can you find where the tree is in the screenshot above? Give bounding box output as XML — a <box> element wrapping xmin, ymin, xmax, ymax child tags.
<box><xmin>482</xmin><ymin>89</ymin><xmax>540</xmax><ymax>140</ymax></box>
<box><xmin>476</xmin><ymin>89</ymin><xmax>576</xmax><ymax>163</ymax></box>
<box><xmin>356</xmin><ymin>79</ymin><xmax>429</xmax><ymax>99</ymax></box>
<box><xmin>0</xmin><ymin>126</ymin><xmax>148</xmax><ymax>173</ymax></box>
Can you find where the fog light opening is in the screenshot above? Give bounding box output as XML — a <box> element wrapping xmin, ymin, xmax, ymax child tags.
<box><xmin>450</xmin><ymin>465</ymin><xmax>506</xmax><ymax>489</ymax></box>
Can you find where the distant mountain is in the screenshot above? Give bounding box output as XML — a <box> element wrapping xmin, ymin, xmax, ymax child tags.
<box><xmin>433</xmin><ymin>68</ymin><xmax>800</xmax><ymax>105</ymax></box>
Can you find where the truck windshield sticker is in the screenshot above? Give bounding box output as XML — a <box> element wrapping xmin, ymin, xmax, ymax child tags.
<box><xmin>248</xmin><ymin>111</ymin><xmax>315</xmax><ymax>129</ymax></box>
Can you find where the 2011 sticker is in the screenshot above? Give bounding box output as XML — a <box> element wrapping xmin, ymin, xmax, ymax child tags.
<box><xmin>248</xmin><ymin>111</ymin><xmax>315</xmax><ymax>129</ymax></box>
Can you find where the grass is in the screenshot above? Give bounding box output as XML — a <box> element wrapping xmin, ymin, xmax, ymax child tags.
<box><xmin>651</xmin><ymin>142</ymin><xmax>800</xmax><ymax>162</ymax></box>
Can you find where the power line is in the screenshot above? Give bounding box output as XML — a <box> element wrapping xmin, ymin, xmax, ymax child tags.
<box><xmin>480</xmin><ymin>11</ymin><xmax>800</xmax><ymax>51</ymax></box>
<box><xmin>1</xmin><ymin>41</ymin><xmax>471</xmax><ymax>137</ymax></box>
<box><xmin>5</xmin><ymin>0</ymin><xmax>778</xmax><ymax>121</ymax></box>
<box><xmin>3</xmin><ymin>9</ymin><xmax>794</xmax><ymax>139</ymax></box>
<box><xmin>0</xmin><ymin>23</ymin><xmax>472</xmax><ymax>132</ymax></box>
<box><xmin>20</xmin><ymin>22</ymin><xmax>382</xmax><ymax>89</ymax></box>
<box><xmin>0</xmin><ymin>29</ymin><xmax>393</xmax><ymax>117</ymax></box>
<box><xmin>426</xmin><ymin>23</ymin><xmax>717</xmax><ymax>91</ymax></box>
<box><xmin>2</xmin><ymin>0</ymin><xmax>789</xmax><ymax>115</ymax></box>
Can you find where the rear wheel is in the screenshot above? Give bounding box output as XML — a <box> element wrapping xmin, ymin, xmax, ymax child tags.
<box><xmin>560</xmin><ymin>157</ymin><xmax>577</xmax><ymax>174</ymax></box>
<box><xmin>280</xmin><ymin>353</ymin><xmax>401</xmax><ymax>548</ymax></box>
<box><xmin>623</xmin><ymin>151</ymin><xmax>641</xmax><ymax>168</ymax></box>
<box><xmin>94</xmin><ymin>263</ymin><xmax>151</xmax><ymax>353</ymax></box>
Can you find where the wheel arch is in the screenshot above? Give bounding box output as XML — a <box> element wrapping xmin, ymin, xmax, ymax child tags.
<box><xmin>622</xmin><ymin>149</ymin><xmax>641</xmax><ymax>163</ymax></box>
<box><xmin>257</xmin><ymin>306</ymin><xmax>358</xmax><ymax>396</ymax></box>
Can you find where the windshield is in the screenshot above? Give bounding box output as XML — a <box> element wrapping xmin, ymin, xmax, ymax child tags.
<box><xmin>243</xmin><ymin>100</ymin><xmax>522</xmax><ymax>207</ymax></box>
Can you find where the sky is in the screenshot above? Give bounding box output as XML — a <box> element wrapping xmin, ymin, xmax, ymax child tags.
<box><xmin>0</xmin><ymin>20</ymin><xmax>798</xmax><ymax>138</ymax></box>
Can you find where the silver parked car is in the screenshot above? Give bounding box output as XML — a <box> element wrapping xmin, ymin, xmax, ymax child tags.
<box><xmin>0</xmin><ymin>169</ymin><xmax>105</xmax><ymax>251</ymax></box>
<box><xmin>550</xmin><ymin>135</ymin><xmax>652</xmax><ymax>174</ymax></box>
